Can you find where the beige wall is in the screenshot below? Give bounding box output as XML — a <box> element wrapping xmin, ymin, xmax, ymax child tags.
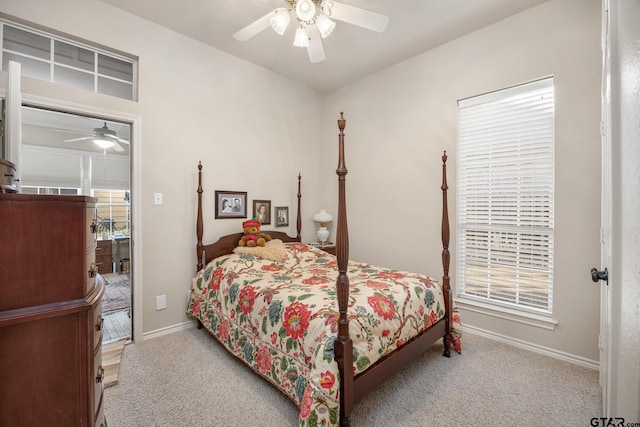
<box><xmin>1</xmin><ymin>0</ymin><xmax>603</xmax><ymax>363</ymax></box>
<box><xmin>322</xmin><ymin>0</ymin><xmax>602</xmax><ymax>363</ymax></box>
<box><xmin>0</xmin><ymin>0</ymin><xmax>325</xmax><ymax>335</ymax></box>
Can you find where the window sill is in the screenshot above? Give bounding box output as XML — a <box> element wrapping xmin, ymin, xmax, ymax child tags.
<box><xmin>454</xmin><ymin>296</ymin><xmax>558</xmax><ymax>330</ymax></box>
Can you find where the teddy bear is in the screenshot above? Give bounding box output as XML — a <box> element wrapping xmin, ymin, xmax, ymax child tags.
<box><xmin>238</xmin><ymin>218</ymin><xmax>272</xmax><ymax>247</ymax></box>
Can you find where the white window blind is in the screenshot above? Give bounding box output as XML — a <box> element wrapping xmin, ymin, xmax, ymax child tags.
<box><xmin>457</xmin><ymin>78</ymin><xmax>554</xmax><ymax>314</ymax></box>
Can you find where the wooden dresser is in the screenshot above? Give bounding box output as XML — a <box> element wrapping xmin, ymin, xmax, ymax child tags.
<box><xmin>0</xmin><ymin>194</ymin><xmax>106</xmax><ymax>427</ymax></box>
<box><xmin>96</xmin><ymin>239</ymin><xmax>113</xmax><ymax>274</ymax></box>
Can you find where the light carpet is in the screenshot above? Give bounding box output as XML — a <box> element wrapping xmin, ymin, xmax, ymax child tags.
<box><xmin>105</xmin><ymin>327</ymin><xmax>601</xmax><ymax>427</ymax></box>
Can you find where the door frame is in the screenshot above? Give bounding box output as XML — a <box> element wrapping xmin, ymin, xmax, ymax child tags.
<box><xmin>12</xmin><ymin>92</ymin><xmax>143</xmax><ymax>343</ymax></box>
<box><xmin>599</xmin><ymin>0</ymin><xmax>613</xmax><ymax>414</ymax></box>
<box><xmin>600</xmin><ymin>0</ymin><xmax>640</xmax><ymax>419</ymax></box>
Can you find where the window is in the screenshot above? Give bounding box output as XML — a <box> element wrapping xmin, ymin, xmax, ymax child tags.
<box><xmin>457</xmin><ymin>78</ymin><xmax>554</xmax><ymax>314</ymax></box>
<box><xmin>1</xmin><ymin>21</ymin><xmax>137</xmax><ymax>101</ymax></box>
<box><xmin>93</xmin><ymin>189</ymin><xmax>130</xmax><ymax>238</ymax></box>
<box><xmin>21</xmin><ymin>186</ymin><xmax>79</xmax><ymax>196</ymax></box>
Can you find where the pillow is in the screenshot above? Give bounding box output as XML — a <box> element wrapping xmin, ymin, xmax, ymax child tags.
<box><xmin>233</xmin><ymin>239</ymin><xmax>287</xmax><ymax>261</ymax></box>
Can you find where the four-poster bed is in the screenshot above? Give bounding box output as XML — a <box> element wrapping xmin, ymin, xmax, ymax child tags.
<box><xmin>188</xmin><ymin>113</ymin><xmax>459</xmax><ymax>426</ymax></box>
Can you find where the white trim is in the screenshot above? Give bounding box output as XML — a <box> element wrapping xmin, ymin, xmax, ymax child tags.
<box><xmin>455</xmin><ymin>296</ymin><xmax>558</xmax><ymax>330</ymax></box>
<box><xmin>12</xmin><ymin>93</ymin><xmax>144</xmax><ymax>344</ymax></box>
<box><xmin>463</xmin><ymin>324</ymin><xmax>599</xmax><ymax>370</ymax></box>
<box><xmin>142</xmin><ymin>320</ymin><xmax>195</xmax><ymax>341</ymax></box>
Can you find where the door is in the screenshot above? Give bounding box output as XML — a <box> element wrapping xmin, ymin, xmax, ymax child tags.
<box><xmin>4</xmin><ymin>60</ymin><xmax>134</xmax><ymax>344</ymax></box>
<box><xmin>599</xmin><ymin>0</ymin><xmax>640</xmax><ymax>420</ymax></box>
<box><xmin>20</xmin><ymin>106</ymin><xmax>133</xmax><ymax>345</ymax></box>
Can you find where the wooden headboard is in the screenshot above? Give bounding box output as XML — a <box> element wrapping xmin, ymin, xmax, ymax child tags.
<box><xmin>195</xmin><ymin>164</ymin><xmax>302</xmax><ymax>271</ymax></box>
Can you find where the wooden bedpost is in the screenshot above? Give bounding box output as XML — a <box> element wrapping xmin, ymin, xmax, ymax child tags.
<box><xmin>441</xmin><ymin>151</ymin><xmax>453</xmax><ymax>357</ymax></box>
<box><xmin>196</xmin><ymin>161</ymin><xmax>204</xmax><ymax>272</ymax></box>
<box><xmin>334</xmin><ymin>112</ymin><xmax>354</xmax><ymax>426</ymax></box>
<box><xmin>296</xmin><ymin>173</ymin><xmax>302</xmax><ymax>241</ymax></box>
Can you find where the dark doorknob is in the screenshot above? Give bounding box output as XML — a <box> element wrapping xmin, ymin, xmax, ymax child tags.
<box><xmin>591</xmin><ymin>267</ymin><xmax>608</xmax><ymax>284</ymax></box>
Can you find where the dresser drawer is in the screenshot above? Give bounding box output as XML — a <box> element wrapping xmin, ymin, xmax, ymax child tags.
<box><xmin>93</xmin><ymin>348</ymin><xmax>105</xmax><ymax>427</ymax></box>
<box><xmin>91</xmin><ymin>306</ymin><xmax>103</xmax><ymax>352</ymax></box>
<box><xmin>95</xmin><ymin>240</ymin><xmax>113</xmax><ymax>274</ymax></box>
<box><xmin>86</xmin><ymin>205</ymin><xmax>97</xmax><ymax>249</ymax></box>
<box><xmin>87</xmin><ymin>248</ymin><xmax>98</xmax><ymax>295</ymax></box>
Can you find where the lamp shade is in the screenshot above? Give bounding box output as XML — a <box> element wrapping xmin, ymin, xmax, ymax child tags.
<box><xmin>313</xmin><ymin>209</ymin><xmax>333</xmax><ymax>225</ymax></box>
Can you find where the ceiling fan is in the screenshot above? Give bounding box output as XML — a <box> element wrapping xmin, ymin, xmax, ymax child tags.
<box><xmin>233</xmin><ymin>0</ymin><xmax>389</xmax><ymax>63</ymax></box>
<box><xmin>61</xmin><ymin>122</ymin><xmax>130</xmax><ymax>152</ymax></box>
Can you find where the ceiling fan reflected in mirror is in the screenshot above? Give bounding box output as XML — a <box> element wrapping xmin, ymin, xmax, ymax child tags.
<box><xmin>233</xmin><ymin>0</ymin><xmax>389</xmax><ymax>63</ymax></box>
<box><xmin>61</xmin><ymin>122</ymin><xmax>130</xmax><ymax>152</ymax></box>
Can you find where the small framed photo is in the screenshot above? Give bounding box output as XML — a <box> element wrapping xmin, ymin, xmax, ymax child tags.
<box><xmin>275</xmin><ymin>206</ymin><xmax>289</xmax><ymax>227</ymax></box>
<box><xmin>215</xmin><ymin>191</ymin><xmax>247</xmax><ymax>219</ymax></box>
<box><xmin>253</xmin><ymin>200</ymin><xmax>271</xmax><ymax>225</ymax></box>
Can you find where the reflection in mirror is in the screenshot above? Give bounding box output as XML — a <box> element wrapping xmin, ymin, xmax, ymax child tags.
<box><xmin>20</xmin><ymin>106</ymin><xmax>131</xmax><ymax>237</ymax></box>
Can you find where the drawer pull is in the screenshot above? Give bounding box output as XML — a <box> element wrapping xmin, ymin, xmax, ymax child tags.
<box><xmin>96</xmin><ymin>365</ymin><xmax>104</xmax><ymax>383</ymax></box>
<box><xmin>96</xmin><ymin>315</ymin><xmax>104</xmax><ymax>331</ymax></box>
<box><xmin>90</xmin><ymin>218</ymin><xmax>98</xmax><ymax>234</ymax></box>
<box><xmin>89</xmin><ymin>263</ymin><xmax>98</xmax><ymax>278</ymax></box>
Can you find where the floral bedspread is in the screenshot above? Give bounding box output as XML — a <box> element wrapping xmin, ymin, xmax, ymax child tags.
<box><xmin>187</xmin><ymin>242</ymin><xmax>461</xmax><ymax>426</ymax></box>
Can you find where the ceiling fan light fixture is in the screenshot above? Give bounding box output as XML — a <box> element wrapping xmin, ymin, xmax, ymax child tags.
<box><xmin>295</xmin><ymin>0</ymin><xmax>316</xmax><ymax>22</ymax></box>
<box><xmin>315</xmin><ymin>14</ymin><xmax>335</xmax><ymax>38</ymax></box>
<box><xmin>270</xmin><ymin>8</ymin><xmax>291</xmax><ymax>35</ymax></box>
<box><xmin>93</xmin><ymin>138</ymin><xmax>115</xmax><ymax>149</ymax></box>
<box><xmin>319</xmin><ymin>0</ymin><xmax>334</xmax><ymax>15</ymax></box>
<box><xmin>293</xmin><ymin>26</ymin><xmax>310</xmax><ymax>47</ymax></box>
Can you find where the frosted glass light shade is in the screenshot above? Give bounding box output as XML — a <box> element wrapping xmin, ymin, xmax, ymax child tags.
<box><xmin>94</xmin><ymin>138</ymin><xmax>115</xmax><ymax>149</ymax></box>
<box><xmin>295</xmin><ymin>0</ymin><xmax>316</xmax><ymax>21</ymax></box>
<box><xmin>270</xmin><ymin>9</ymin><xmax>290</xmax><ymax>35</ymax></box>
<box><xmin>315</xmin><ymin>14</ymin><xmax>335</xmax><ymax>38</ymax></box>
<box><xmin>293</xmin><ymin>26</ymin><xmax>309</xmax><ymax>47</ymax></box>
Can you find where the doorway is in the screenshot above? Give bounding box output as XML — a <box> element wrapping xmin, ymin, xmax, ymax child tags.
<box><xmin>21</xmin><ymin>106</ymin><xmax>133</xmax><ymax>344</ymax></box>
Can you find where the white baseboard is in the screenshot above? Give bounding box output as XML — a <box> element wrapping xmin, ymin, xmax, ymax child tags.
<box><xmin>142</xmin><ymin>320</ymin><xmax>195</xmax><ymax>341</ymax></box>
<box><xmin>462</xmin><ymin>323</ymin><xmax>600</xmax><ymax>370</ymax></box>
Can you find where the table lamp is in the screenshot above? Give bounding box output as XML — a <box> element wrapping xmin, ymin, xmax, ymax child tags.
<box><xmin>313</xmin><ymin>209</ymin><xmax>333</xmax><ymax>245</ymax></box>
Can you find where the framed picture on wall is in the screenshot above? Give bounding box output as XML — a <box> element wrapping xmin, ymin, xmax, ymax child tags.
<box><xmin>215</xmin><ymin>191</ymin><xmax>247</xmax><ymax>219</ymax></box>
<box><xmin>253</xmin><ymin>200</ymin><xmax>271</xmax><ymax>225</ymax></box>
<box><xmin>274</xmin><ymin>206</ymin><xmax>289</xmax><ymax>227</ymax></box>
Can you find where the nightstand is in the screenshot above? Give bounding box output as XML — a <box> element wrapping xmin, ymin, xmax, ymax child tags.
<box><xmin>317</xmin><ymin>244</ymin><xmax>336</xmax><ymax>256</ymax></box>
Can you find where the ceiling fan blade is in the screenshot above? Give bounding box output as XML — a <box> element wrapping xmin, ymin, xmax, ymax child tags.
<box><xmin>64</xmin><ymin>136</ymin><xmax>93</xmax><ymax>143</ymax></box>
<box><xmin>106</xmin><ymin>134</ymin><xmax>130</xmax><ymax>144</ymax></box>
<box><xmin>329</xmin><ymin>2</ymin><xmax>389</xmax><ymax>33</ymax></box>
<box><xmin>306</xmin><ymin>26</ymin><xmax>326</xmax><ymax>63</ymax></box>
<box><xmin>233</xmin><ymin>10</ymin><xmax>277</xmax><ymax>42</ymax></box>
<box><xmin>54</xmin><ymin>128</ymin><xmax>92</xmax><ymax>135</ymax></box>
<box><xmin>112</xmin><ymin>141</ymin><xmax>125</xmax><ymax>152</ymax></box>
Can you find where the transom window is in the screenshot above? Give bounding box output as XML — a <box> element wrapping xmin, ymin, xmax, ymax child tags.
<box><xmin>1</xmin><ymin>21</ymin><xmax>137</xmax><ymax>101</ymax></box>
<box><xmin>457</xmin><ymin>78</ymin><xmax>555</xmax><ymax>314</ymax></box>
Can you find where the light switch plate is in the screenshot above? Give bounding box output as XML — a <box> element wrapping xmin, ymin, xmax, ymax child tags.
<box><xmin>154</xmin><ymin>193</ymin><xmax>163</xmax><ymax>205</ymax></box>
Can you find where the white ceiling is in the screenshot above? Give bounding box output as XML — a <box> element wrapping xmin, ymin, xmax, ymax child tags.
<box><xmin>98</xmin><ymin>0</ymin><xmax>549</xmax><ymax>93</ymax></box>
<box><xmin>22</xmin><ymin>107</ymin><xmax>131</xmax><ymax>156</ymax></box>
